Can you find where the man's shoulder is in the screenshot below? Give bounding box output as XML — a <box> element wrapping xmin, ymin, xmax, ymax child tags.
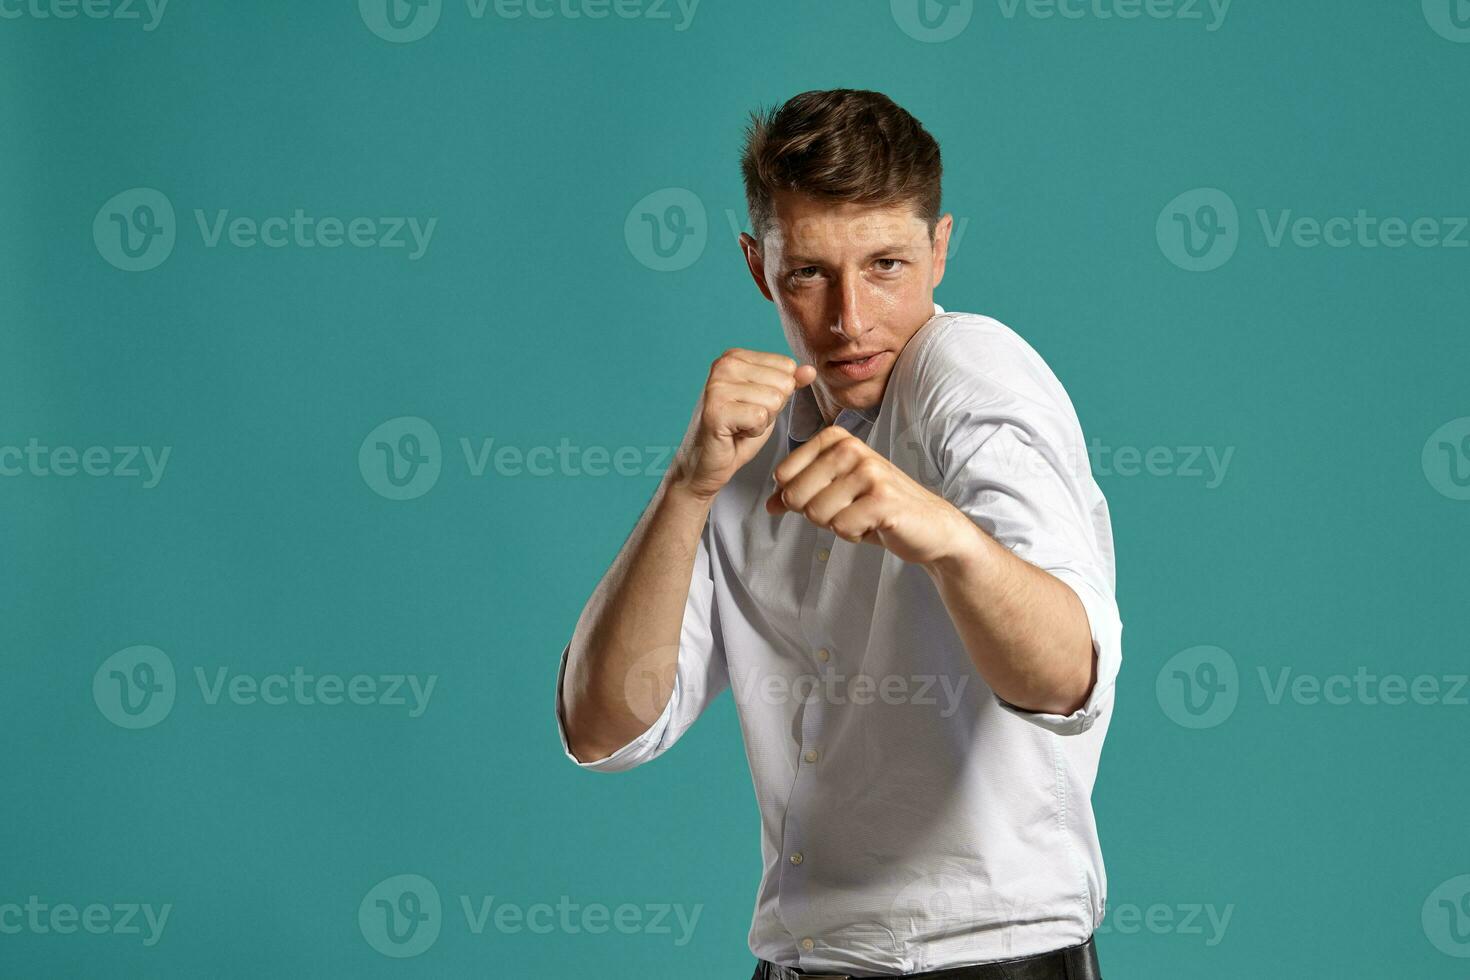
<box><xmin>894</xmin><ymin>308</ymin><xmax>1072</xmax><ymax>415</ymax></box>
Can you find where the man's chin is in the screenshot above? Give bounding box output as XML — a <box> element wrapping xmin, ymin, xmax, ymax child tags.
<box><xmin>825</xmin><ymin>372</ymin><xmax>888</xmax><ymax>415</ymax></box>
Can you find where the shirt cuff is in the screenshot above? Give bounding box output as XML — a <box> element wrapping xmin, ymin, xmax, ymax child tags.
<box><xmin>554</xmin><ymin>641</ymin><xmax>675</xmax><ymax>772</ymax></box>
<box><xmin>992</xmin><ymin>567</ymin><xmax>1122</xmax><ymax>736</ymax></box>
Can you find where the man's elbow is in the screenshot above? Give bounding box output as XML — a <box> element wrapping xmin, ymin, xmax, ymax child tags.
<box><xmin>564</xmin><ymin>731</ymin><xmax>620</xmax><ymax>765</ymax></box>
<box><xmin>1011</xmin><ymin>642</ymin><xmax>1097</xmax><ymax>717</ymax></box>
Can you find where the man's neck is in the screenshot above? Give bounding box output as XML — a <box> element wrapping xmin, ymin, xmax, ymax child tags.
<box><xmin>813</xmin><ymin>386</ymin><xmax>840</xmax><ymax>426</ymax></box>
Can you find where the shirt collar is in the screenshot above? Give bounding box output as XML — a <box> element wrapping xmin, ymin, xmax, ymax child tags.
<box><xmin>786</xmin><ymin>302</ymin><xmax>944</xmax><ymax>449</ymax></box>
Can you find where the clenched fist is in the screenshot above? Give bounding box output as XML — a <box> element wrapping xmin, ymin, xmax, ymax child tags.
<box><xmin>766</xmin><ymin>425</ymin><xmax>969</xmax><ymax>567</ymax></box>
<box><xmin>670</xmin><ymin>349</ymin><xmax>817</xmax><ymax>501</ymax></box>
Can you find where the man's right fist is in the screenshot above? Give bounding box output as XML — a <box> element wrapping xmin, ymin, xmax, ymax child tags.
<box><xmin>670</xmin><ymin>349</ymin><xmax>817</xmax><ymax>501</ymax></box>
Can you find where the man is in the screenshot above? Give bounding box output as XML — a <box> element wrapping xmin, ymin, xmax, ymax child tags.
<box><xmin>555</xmin><ymin>88</ymin><xmax>1121</xmax><ymax>979</ymax></box>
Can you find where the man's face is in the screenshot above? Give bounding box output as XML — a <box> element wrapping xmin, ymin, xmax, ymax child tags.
<box><xmin>741</xmin><ymin>190</ymin><xmax>952</xmax><ymax>423</ymax></box>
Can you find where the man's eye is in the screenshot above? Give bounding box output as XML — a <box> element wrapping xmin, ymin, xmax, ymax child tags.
<box><xmin>875</xmin><ymin>259</ymin><xmax>904</xmax><ymax>273</ymax></box>
<box><xmin>790</xmin><ymin>266</ymin><xmax>821</xmax><ymax>282</ymax></box>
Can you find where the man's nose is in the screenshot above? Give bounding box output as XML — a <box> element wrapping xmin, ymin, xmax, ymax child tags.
<box><xmin>830</xmin><ymin>278</ymin><xmax>868</xmax><ymax>341</ymax></box>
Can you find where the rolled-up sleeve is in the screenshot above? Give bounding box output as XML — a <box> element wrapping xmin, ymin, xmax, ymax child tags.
<box><xmin>909</xmin><ymin>316</ymin><xmax>1123</xmax><ymax>736</ymax></box>
<box><xmin>554</xmin><ymin>517</ymin><xmax>730</xmax><ymax>771</ymax></box>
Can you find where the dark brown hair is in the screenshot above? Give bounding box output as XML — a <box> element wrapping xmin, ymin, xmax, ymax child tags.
<box><xmin>740</xmin><ymin>88</ymin><xmax>943</xmax><ymax>245</ymax></box>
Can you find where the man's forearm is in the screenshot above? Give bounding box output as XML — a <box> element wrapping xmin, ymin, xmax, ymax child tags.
<box><xmin>922</xmin><ymin>509</ymin><xmax>1096</xmax><ymax>717</ymax></box>
<box><xmin>562</xmin><ymin>473</ymin><xmax>713</xmax><ymax>762</ymax></box>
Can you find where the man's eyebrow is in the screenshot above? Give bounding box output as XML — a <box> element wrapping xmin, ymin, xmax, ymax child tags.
<box><xmin>783</xmin><ymin>243</ymin><xmax>922</xmax><ymax>266</ymax></box>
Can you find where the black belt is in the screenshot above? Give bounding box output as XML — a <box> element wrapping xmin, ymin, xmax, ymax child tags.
<box><xmin>756</xmin><ymin>935</ymin><xmax>1101</xmax><ymax>980</ymax></box>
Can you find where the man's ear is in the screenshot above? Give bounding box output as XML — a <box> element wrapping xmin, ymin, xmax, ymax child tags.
<box><xmin>739</xmin><ymin>231</ymin><xmax>775</xmax><ymax>302</ymax></box>
<box><xmin>930</xmin><ymin>213</ymin><xmax>954</xmax><ymax>289</ymax></box>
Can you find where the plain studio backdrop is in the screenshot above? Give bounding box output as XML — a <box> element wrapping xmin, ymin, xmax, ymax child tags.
<box><xmin>2</xmin><ymin>1</ymin><xmax>1468</xmax><ymax>977</ymax></box>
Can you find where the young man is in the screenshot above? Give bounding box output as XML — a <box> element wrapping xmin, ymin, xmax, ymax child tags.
<box><xmin>555</xmin><ymin>88</ymin><xmax>1120</xmax><ymax>979</ymax></box>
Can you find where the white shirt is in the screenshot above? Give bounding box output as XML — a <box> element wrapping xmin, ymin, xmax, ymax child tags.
<box><xmin>555</xmin><ymin>303</ymin><xmax>1122</xmax><ymax>975</ymax></box>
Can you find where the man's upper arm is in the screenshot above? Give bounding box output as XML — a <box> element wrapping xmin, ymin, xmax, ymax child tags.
<box><xmin>908</xmin><ymin>317</ymin><xmax>1123</xmax><ymax>736</ymax></box>
<box><xmin>554</xmin><ymin>517</ymin><xmax>730</xmax><ymax>771</ymax></box>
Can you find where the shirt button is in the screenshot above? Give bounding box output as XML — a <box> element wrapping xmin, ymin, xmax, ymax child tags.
<box><xmin>816</xmin><ymin>647</ymin><xmax>830</xmax><ymax>662</ymax></box>
<box><xmin>801</xmin><ymin>937</ymin><xmax>815</xmax><ymax>951</ymax></box>
<box><xmin>804</xmin><ymin>749</ymin><xmax>819</xmax><ymax>763</ymax></box>
<box><xmin>790</xmin><ymin>851</ymin><xmax>804</xmax><ymax>865</ymax></box>
<box><xmin>816</xmin><ymin>547</ymin><xmax>830</xmax><ymax>562</ymax></box>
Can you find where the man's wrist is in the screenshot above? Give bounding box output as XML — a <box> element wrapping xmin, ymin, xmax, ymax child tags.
<box><xmin>922</xmin><ymin>506</ymin><xmax>997</xmax><ymax>583</ymax></box>
<box><xmin>659</xmin><ymin>473</ymin><xmax>719</xmax><ymax>513</ymax></box>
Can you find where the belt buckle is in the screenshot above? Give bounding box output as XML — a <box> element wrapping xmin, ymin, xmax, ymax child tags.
<box><xmin>794</xmin><ymin>973</ymin><xmax>851</xmax><ymax>980</ymax></box>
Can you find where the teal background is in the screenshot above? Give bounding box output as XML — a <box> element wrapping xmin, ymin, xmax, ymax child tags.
<box><xmin>3</xmin><ymin>1</ymin><xmax>1469</xmax><ymax>977</ymax></box>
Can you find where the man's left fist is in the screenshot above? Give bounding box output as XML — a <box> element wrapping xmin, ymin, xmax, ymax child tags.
<box><xmin>765</xmin><ymin>425</ymin><xmax>970</xmax><ymax>566</ymax></box>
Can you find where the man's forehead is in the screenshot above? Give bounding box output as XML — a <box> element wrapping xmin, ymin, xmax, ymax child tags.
<box><xmin>762</xmin><ymin>195</ymin><xmax>927</xmax><ymax>256</ymax></box>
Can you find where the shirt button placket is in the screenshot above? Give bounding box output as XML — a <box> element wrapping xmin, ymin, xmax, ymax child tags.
<box><xmin>787</xmin><ymin>516</ymin><xmax>836</xmax><ymax>953</ymax></box>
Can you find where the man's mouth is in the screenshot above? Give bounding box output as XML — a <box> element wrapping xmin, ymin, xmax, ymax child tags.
<box><xmin>826</xmin><ymin>350</ymin><xmax>890</xmax><ymax>380</ymax></box>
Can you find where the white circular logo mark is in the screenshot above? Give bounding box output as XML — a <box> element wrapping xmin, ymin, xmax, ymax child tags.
<box><xmin>624</xmin><ymin>188</ymin><xmax>707</xmax><ymax>272</ymax></box>
<box><xmin>1422</xmin><ymin>417</ymin><xmax>1470</xmax><ymax>500</ymax></box>
<box><xmin>1423</xmin><ymin>875</ymin><xmax>1470</xmax><ymax>957</ymax></box>
<box><xmin>359</xmin><ymin>416</ymin><xmax>442</xmax><ymax>500</ymax></box>
<box><xmin>1156</xmin><ymin>645</ymin><xmax>1238</xmax><ymax>729</ymax></box>
<box><xmin>359</xmin><ymin>873</ymin><xmax>442</xmax><ymax>958</ymax></box>
<box><xmin>93</xmin><ymin>645</ymin><xmax>176</xmax><ymax>729</ymax></box>
<box><xmin>1423</xmin><ymin>0</ymin><xmax>1470</xmax><ymax>42</ymax></box>
<box><xmin>891</xmin><ymin>0</ymin><xmax>974</xmax><ymax>42</ymax></box>
<box><xmin>359</xmin><ymin>0</ymin><xmax>442</xmax><ymax>43</ymax></box>
<box><xmin>1156</xmin><ymin>188</ymin><xmax>1239</xmax><ymax>272</ymax></box>
<box><xmin>94</xmin><ymin>188</ymin><xmax>176</xmax><ymax>272</ymax></box>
